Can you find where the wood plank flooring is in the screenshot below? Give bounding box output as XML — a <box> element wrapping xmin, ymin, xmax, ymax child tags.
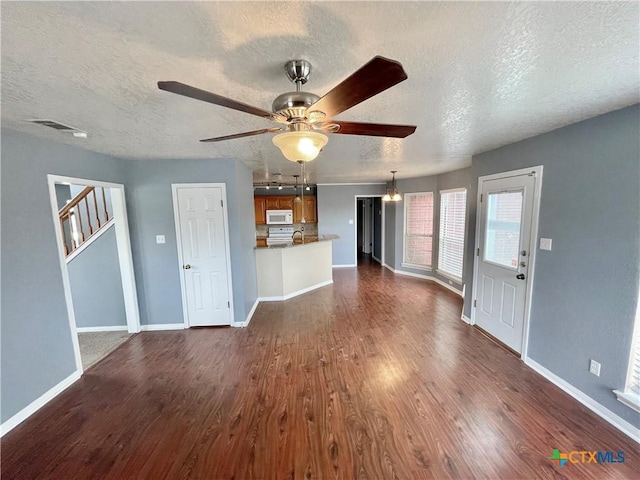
<box><xmin>2</xmin><ymin>261</ymin><xmax>638</xmax><ymax>479</ymax></box>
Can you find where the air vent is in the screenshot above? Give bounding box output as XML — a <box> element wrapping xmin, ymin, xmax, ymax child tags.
<box><xmin>28</xmin><ymin>119</ymin><xmax>87</xmax><ymax>137</ymax></box>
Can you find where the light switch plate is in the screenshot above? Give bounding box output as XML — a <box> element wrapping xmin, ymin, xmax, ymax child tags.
<box><xmin>348</xmin><ymin>219</ymin><xmax>354</xmax><ymax>224</ymax></box>
<box><xmin>539</xmin><ymin>238</ymin><xmax>552</xmax><ymax>251</ymax></box>
<box><xmin>156</xmin><ymin>235</ymin><xmax>166</xmax><ymax>244</ymax></box>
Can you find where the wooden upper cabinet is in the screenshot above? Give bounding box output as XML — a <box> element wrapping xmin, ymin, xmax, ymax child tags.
<box><xmin>265</xmin><ymin>197</ymin><xmax>280</xmax><ymax>210</ymax></box>
<box><xmin>293</xmin><ymin>196</ymin><xmax>317</xmax><ymax>223</ymax></box>
<box><xmin>279</xmin><ymin>196</ymin><xmax>294</xmax><ymax>210</ymax></box>
<box><xmin>255</xmin><ymin>195</ymin><xmax>317</xmax><ymax>224</ymax></box>
<box><xmin>254</xmin><ymin>197</ymin><xmax>267</xmax><ymax>224</ymax></box>
<box><xmin>303</xmin><ymin>196</ymin><xmax>317</xmax><ymax>223</ymax></box>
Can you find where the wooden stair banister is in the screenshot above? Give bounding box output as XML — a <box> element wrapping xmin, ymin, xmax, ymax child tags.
<box><xmin>59</xmin><ymin>186</ymin><xmax>111</xmax><ymax>257</ymax></box>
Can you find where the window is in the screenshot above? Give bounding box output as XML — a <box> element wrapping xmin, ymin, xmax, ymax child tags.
<box><xmin>437</xmin><ymin>189</ymin><xmax>467</xmax><ymax>281</ymax></box>
<box><xmin>614</xmin><ymin>303</ymin><xmax>640</xmax><ymax>413</ymax></box>
<box><xmin>403</xmin><ymin>192</ymin><xmax>434</xmax><ymax>269</ymax></box>
<box><xmin>484</xmin><ymin>191</ymin><xmax>523</xmax><ymax>269</ymax></box>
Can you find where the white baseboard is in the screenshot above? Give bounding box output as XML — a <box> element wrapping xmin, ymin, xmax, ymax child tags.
<box><xmin>384</xmin><ymin>264</ymin><xmax>463</xmax><ymax>297</ymax></box>
<box><xmin>140</xmin><ymin>323</ymin><xmax>186</xmax><ymax>331</ymax></box>
<box><xmin>235</xmin><ymin>298</ymin><xmax>259</xmax><ymax>328</ymax></box>
<box><xmin>260</xmin><ymin>280</ymin><xmax>333</xmax><ymax>302</ymax></box>
<box><xmin>525</xmin><ymin>357</ymin><xmax>640</xmax><ymax>443</ymax></box>
<box><xmin>1</xmin><ymin>370</ymin><xmax>81</xmax><ymax>437</ymax></box>
<box><xmin>461</xmin><ymin>314</ymin><xmax>472</xmax><ymax>324</ymax></box>
<box><xmin>76</xmin><ymin>325</ymin><xmax>128</xmax><ymax>333</ymax></box>
<box><xmin>372</xmin><ymin>255</ymin><xmax>381</xmax><ymax>264</ymax></box>
<box><xmin>332</xmin><ymin>264</ymin><xmax>356</xmax><ymax>268</ymax></box>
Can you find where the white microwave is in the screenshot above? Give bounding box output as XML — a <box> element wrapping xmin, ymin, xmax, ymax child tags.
<box><xmin>266</xmin><ymin>209</ymin><xmax>293</xmax><ymax>224</ymax></box>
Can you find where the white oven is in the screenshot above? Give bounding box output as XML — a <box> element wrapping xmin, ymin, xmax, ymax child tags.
<box><xmin>266</xmin><ymin>210</ymin><xmax>293</xmax><ymax>225</ymax></box>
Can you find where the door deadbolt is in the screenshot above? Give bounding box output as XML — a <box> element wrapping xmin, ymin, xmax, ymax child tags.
<box><xmin>183</xmin><ymin>264</ymin><xmax>191</xmax><ymax>269</ymax></box>
<box><xmin>520</xmin><ymin>250</ymin><xmax>527</xmax><ymax>256</ymax></box>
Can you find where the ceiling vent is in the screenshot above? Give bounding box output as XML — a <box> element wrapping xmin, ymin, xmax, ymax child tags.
<box><xmin>28</xmin><ymin>119</ymin><xmax>87</xmax><ymax>137</ymax></box>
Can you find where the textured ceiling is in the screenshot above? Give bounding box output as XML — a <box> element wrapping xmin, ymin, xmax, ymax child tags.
<box><xmin>2</xmin><ymin>1</ymin><xmax>638</xmax><ymax>183</ymax></box>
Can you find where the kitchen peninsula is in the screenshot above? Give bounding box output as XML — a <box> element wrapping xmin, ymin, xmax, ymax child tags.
<box><xmin>255</xmin><ymin>235</ymin><xmax>339</xmax><ymax>300</ymax></box>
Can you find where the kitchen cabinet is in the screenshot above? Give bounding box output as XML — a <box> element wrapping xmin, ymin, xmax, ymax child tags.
<box><xmin>279</xmin><ymin>196</ymin><xmax>294</xmax><ymax>210</ymax></box>
<box><xmin>254</xmin><ymin>195</ymin><xmax>317</xmax><ymax>224</ymax></box>
<box><xmin>294</xmin><ymin>196</ymin><xmax>317</xmax><ymax>223</ymax></box>
<box><xmin>254</xmin><ymin>197</ymin><xmax>267</xmax><ymax>224</ymax></box>
<box><xmin>262</xmin><ymin>196</ymin><xmax>294</xmax><ymax>210</ymax></box>
<box><xmin>265</xmin><ymin>197</ymin><xmax>280</xmax><ymax>210</ymax></box>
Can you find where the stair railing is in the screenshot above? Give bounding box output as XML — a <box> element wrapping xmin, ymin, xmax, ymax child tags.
<box><xmin>59</xmin><ymin>186</ymin><xmax>111</xmax><ymax>256</ymax></box>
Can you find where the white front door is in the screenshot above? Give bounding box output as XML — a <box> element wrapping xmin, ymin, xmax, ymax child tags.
<box><xmin>175</xmin><ymin>186</ymin><xmax>232</xmax><ymax>327</ymax></box>
<box><xmin>474</xmin><ymin>171</ymin><xmax>539</xmax><ymax>352</ymax></box>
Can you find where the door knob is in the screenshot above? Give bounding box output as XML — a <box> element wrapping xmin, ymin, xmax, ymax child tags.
<box><xmin>183</xmin><ymin>264</ymin><xmax>191</xmax><ymax>270</ymax></box>
<box><xmin>516</xmin><ymin>273</ymin><xmax>525</xmax><ymax>280</ymax></box>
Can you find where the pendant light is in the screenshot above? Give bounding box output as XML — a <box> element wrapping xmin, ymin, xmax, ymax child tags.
<box><xmin>383</xmin><ymin>170</ymin><xmax>402</xmax><ymax>202</ymax></box>
<box><xmin>293</xmin><ymin>175</ymin><xmax>302</xmax><ymax>203</ymax></box>
<box><xmin>298</xmin><ymin>161</ymin><xmax>306</xmax><ymax>223</ymax></box>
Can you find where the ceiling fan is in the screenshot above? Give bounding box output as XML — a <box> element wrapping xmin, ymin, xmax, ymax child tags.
<box><xmin>157</xmin><ymin>56</ymin><xmax>417</xmax><ymax>162</ymax></box>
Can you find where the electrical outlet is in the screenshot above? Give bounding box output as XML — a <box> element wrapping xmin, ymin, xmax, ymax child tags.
<box><xmin>589</xmin><ymin>359</ymin><xmax>601</xmax><ymax>377</ymax></box>
<box><xmin>156</xmin><ymin>235</ymin><xmax>166</xmax><ymax>244</ymax></box>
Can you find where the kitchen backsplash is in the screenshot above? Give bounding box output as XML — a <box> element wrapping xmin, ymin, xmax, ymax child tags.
<box><xmin>256</xmin><ymin>223</ymin><xmax>318</xmax><ymax>238</ymax></box>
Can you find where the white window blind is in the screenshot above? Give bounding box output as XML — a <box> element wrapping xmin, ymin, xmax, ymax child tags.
<box><xmin>438</xmin><ymin>189</ymin><xmax>467</xmax><ymax>280</ymax></box>
<box><xmin>614</xmin><ymin>302</ymin><xmax>640</xmax><ymax>413</ymax></box>
<box><xmin>403</xmin><ymin>192</ymin><xmax>434</xmax><ymax>269</ymax></box>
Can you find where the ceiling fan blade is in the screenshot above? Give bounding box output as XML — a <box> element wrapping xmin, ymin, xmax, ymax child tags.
<box><xmin>158</xmin><ymin>81</ymin><xmax>274</xmax><ymax>119</ymax></box>
<box><xmin>306</xmin><ymin>56</ymin><xmax>408</xmax><ymax>119</ymax></box>
<box><xmin>200</xmin><ymin>127</ymin><xmax>282</xmax><ymax>143</ymax></box>
<box><xmin>326</xmin><ymin>121</ymin><xmax>416</xmax><ymax>138</ymax></box>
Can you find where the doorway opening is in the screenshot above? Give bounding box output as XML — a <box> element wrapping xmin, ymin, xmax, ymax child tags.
<box><xmin>355</xmin><ymin>195</ymin><xmax>385</xmax><ymax>266</ymax></box>
<box><xmin>47</xmin><ymin>175</ymin><xmax>141</xmax><ymax>374</ymax></box>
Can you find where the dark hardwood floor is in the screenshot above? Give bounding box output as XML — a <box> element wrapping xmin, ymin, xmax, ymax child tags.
<box><xmin>2</xmin><ymin>262</ymin><xmax>638</xmax><ymax>479</ymax></box>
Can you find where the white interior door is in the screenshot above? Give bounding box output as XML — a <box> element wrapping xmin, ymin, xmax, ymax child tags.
<box><xmin>175</xmin><ymin>186</ymin><xmax>232</xmax><ymax>327</ymax></box>
<box><xmin>474</xmin><ymin>172</ymin><xmax>537</xmax><ymax>352</ymax></box>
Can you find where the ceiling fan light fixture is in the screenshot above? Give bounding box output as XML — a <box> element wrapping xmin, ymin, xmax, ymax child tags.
<box><xmin>272</xmin><ymin>131</ymin><xmax>328</xmax><ymax>162</ymax></box>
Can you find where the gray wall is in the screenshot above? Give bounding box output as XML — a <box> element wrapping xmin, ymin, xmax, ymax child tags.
<box><xmin>123</xmin><ymin>159</ymin><xmax>257</xmax><ymax>326</ymax></box>
<box><xmin>466</xmin><ymin>104</ymin><xmax>640</xmax><ymax>425</ymax></box>
<box><xmin>66</xmin><ymin>226</ymin><xmax>127</xmax><ymax>328</ymax></box>
<box><xmin>316</xmin><ymin>184</ymin><xmax>386</xmax><ymax>266</ymax></box>
<box><xmin>384</xmin><ymin>169</ymin><xmax>472</xmax><ymax>294</ymax></box>
<box><xmin>1</xmin><ymin>128</ymin><xmax>126</xmax><ymax>423</ymax></box>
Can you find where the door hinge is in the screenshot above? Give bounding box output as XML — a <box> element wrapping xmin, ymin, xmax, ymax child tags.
<box><xmin>227</xmin><ymin>301</ymin><xmax>230</xmax><ymax>308</ymax></box>
<box><xmin>476</xmin><ymin>248</ymin><xmax>480</xmax><ymax>256</ymax></box>
<box><xmin>473</xmin><ymin>299</ymin><xmax>477</xmax><ymax>308</ymax></box>
<box><xmin>480</xmin><ymin>193</ymin><xmax>483</xmax><ymax>202</ymax></box>
<box><xmin>221</xmin><ymin>200</ymin><xmax>224</xmax><ymax>207</ymax></box>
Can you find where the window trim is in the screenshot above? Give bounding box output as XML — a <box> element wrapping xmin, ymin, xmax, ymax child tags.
<box><xmin>614</xmin><ymin>293</ymin><xmax>640</xmax><ymax>413</ymax></box>
<box><xmin>437</xmin><ymin>188</ymin><xmax>467</xmax><ymax>283</ymax></box>
<box><xmin>402</xmin><ymin>191</ymin><xmax>434</xmax><ymax>271</ymax></box>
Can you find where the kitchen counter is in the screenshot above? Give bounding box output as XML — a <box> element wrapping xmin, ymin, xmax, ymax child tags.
<box><xmin>255</xmin><ymin>235</ymin><xmax>339</xmax><ymax>300</ymax></box>
<box><xmin>255</xmin><ymin>234</ymin><xmax>337</xmax><ymax>249</ymax></box>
